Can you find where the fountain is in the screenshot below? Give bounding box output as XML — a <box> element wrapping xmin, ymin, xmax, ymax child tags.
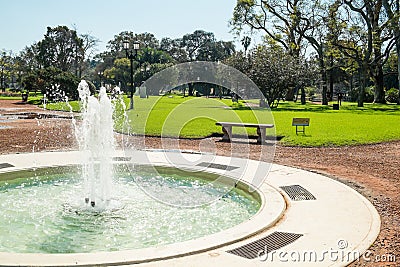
<box><xmin>0</xmin><ymin>79</ymin><xmax>264</xmax><ymax>257</ymax></box>
<box><xmin>76</xmin><ymin>81</ymin><xmax>115</xmax><ymax>208</ymax></box>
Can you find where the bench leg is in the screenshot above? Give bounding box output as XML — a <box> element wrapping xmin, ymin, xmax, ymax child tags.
<box><xmin>257</xmin><ymin>127</ymin><xmax>266</xmax><ymax>144</ymax></box>
<box><xmin>221</xmin><ymin>126</ymin><xmax>232</xmax><ymax>142</ymax></box>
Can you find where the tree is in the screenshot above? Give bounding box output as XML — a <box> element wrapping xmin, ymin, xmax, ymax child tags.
<box><xmin>19</xmin><ymin>26</ymin><xmax>96</xmax><ymax>99</ymax></box>
<box><xmin>251</xmin><ymin>45</ymin><xmax>315</xmax><ymax>107</ymax></box>
<box><xmin>103</xmin><ymin>58</ymin><xmax>131</xmax><ymax>91</ymax></box>
<box><xmin>181</xmin><ymin>30</ymin><xmax>216</xmax><ymax>61</ymax></box>
<box><xmin>196</xmin><ymin>40</ymin><xmax>235</xmax><ymax>61</ymax></box>
<box><xmin>327</xmin><ymin>0</ymin><xmax>368</xmax><ymax>107</ymax></box>
<box><xmin>231</xmin><ymin>0</ymin><xmax>331</xmax><ymax>104</ymax></box>
<box><xmin>97</xmin><ymin>32</ymin><xmax>175</xmax><ymax>93</ymax></box>
<box><xmin>241</xmin><ymin>36</ymin><xmax>251</xmax><ymax>54</ymax></box>
<box><xmin>133</xmin><ymin>32</ymin><xmax>160</xmax><ymax>49</ymax></box>
<box><xmin>382</xmin><ymin>0</ymin><xmax>400</xmax><ymax>104</ymax></box>
<box><xmin>231</xmin><ymin>0</ymin><xmax>305</xmax><ymax>57</ymax></box>
<box><xmin>22</xmin><ymin>71</ymin><xmax>39</xmax><ymax>94</ymax></box>
<box><xmin>138</xmin><ymin>47</ymin><xmax>173</xmax><ymax>66</ymax></box>
<box><xmin>160</xmin><ymin>37</ymin><xmax>187</xmax><ymax>62</ymax></box>
<box><xmin>55</xmin><ymin>71</ymin><xmax>80</xmax><ymax>100</ymax></box>
<box><xmin>0</xmin><ymin>51</ymin><xmax>12</xmax><ymax>92</ymax></box>
<box><xmin>105</xmin><ymin>31</ymin><xmax>135</xmax><ymax>57</ymax></box>
<box><xmin>159</xmin><ymin>30</ymin><xmax>235</xmax><ymax>96</ymax></box>
<box><xmin>133</xmin><ymin>62</ymin><xmax>175</xmax><ymax>88</ymax></box>
<box><xmin>19</xmin><ymin>44</ymin><xmax>41</xmax><ymax>70</ymax></box>
<box><xmin>223</xmin><ymin>51</ymin><xmax>251</xmax><ymax>75</ymax></box>
<box><xmin>225</xmin><ymin>44</ymin><xmax>316</xmax><ymax>108</ymax></box>
<box><xmin>335</xmin><ymin>0</ymin><xmax>398</xmax><ymax>104</ymax></box>
<box><xmin>36</xmin><ymin>26</ymin><xmax>83</xmax><ymax>72</ymax></box>
<box><xmin>77</xmin><ymin>33</ymin><xmax>99</xmax><ymax>78</ymax></box>
<box><xmin>292</xmin><ymin>0</ymin><xmax>333</xmax><ymax>105</ymax></box>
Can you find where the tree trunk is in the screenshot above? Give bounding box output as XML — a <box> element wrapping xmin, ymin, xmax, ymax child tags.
<box><xmin>301</xmin><ymin>86</ymin><xmax>306</xmax><ymax>105</ymax></box>
<box><xmin>371</xmin><ymin>66</ymin><xmax>386</xmax><ymax>103</ymax></box>
<box><xmin>349</xmin><ymin>74</ymin><xmax>353</xmax><ymax>93</ymax></box>
<box><xmin>358</xmin><ymin>67</ymin><xmax>365</xmax><ymax>107</ymax></box>
<box><xmin>188</xmin><ymin>83</ymin><xmax>194</xmax><ymax>96</ymax></box>
<box><xmin>285</xmin><ymin>88</ymin><xmax>295</xmax><ymax>101</ymax></box>
<box><xmin>329</xmin><ymin>76</ymin><xmax>334</xmax><ymax>101</ymax></box>
<box><xmin>318</xmin><ymin>56</ymin><xmax>329</xmax><ymax>105</ymax></box>
<box><xmin>329</xmin><ymin>55</ymin><xmax>334</xmax><ymax>101</ymax></box>
<box><xmin>321</xmin><ymin>71</ymin><xmax>328</xmax><ymax>105</ymax></box>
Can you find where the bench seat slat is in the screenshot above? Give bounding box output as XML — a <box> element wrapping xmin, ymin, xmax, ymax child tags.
<box><xmin>215</xmin><ymin>122</ymin><xmax>274</xmax><ymax>128</ymax></box>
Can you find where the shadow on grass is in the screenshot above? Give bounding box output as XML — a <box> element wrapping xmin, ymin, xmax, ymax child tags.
<box><xmin>273</xmin><ymin>103</ymin><xmax>332</xmax><ymax>112</ymax></box>
<box><xmin>209</xmin><ymin>132</ymin><xmax>284</xmax><ymax>141</ymax></box>
<box><xmin>270</xmin><ymin>101</ymin><xmax>400</xmax><ymax>114</ymax></box>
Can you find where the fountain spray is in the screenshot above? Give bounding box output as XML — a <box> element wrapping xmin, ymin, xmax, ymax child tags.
<box><xmin>76</xmin><ymin>80</ymin><xmax>115</xmax><ymax>208</ymax></box>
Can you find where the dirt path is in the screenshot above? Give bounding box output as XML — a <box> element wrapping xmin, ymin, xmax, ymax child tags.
<box><xmin>0</xmin><ymin>100</ymin><xmax>398</xmax><ymax>266</ymax></box>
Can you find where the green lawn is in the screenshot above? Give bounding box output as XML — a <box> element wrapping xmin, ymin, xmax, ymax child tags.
<box><xmin>42</xmin><ymin>101</ymin><xmax>81</xmax><ymax>112</ymax></box>
<box><xmin>43</xmin><ymin>95</ymin><xmax>400</xmax><ymax>147</ymax></box>
<box><xmin>0</xmin><ymin>91</ymin><xmax>44</xmax><ymax>102</ymax></box>
<box><xmin>269</xmin><ymin>101</ymin><xmax>400</xmax><ymax>146</ymax></box>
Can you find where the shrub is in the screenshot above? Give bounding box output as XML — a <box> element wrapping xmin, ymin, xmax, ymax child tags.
<box><xmin>364</xmin><ymin>86</ymin><xmax>375</xmax><ymax>103</ymax></box>
<box><xmin>305</xmin><ymin>86</ymin><xmax>316</xmax><ymax>98</ymax></box>
<box><xmin>348</xmin><ymin>86</ymin><xmax>375</xmax><ymax>103</ymax></box>
<box><xmin>56</xmin><ymin>71</ymin><xmax>80</xmax><ymax>100</ymax></box>
<box><xmin>386</xmin><ymin>88</ymin><xmax>399</xmax><ymax>103</ymax></box>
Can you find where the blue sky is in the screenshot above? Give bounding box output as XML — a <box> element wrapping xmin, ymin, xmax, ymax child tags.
<box><xmin>0</xmin><ymin>0</ymin><xmax>246</xmax><ymax>54</ymax></box>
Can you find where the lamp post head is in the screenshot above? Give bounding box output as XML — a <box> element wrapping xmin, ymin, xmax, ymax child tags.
<box><xmin>123</xmin><ymin>40</ymin><xmax>140</xmax><ymax>51</ymax></box>
<box><xmin>123</xmin><ymin>40</ymin><xmax>130</xmax><ymax>50</ymax></box>
<box><xmin>132</xmin><ymin>41</ymin><xmax>140</xmax><ymax>51</ymax></box>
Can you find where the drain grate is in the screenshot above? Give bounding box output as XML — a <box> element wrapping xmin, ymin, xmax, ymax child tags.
<box><xmin>280</xmin><ymin>185</ymin><xmax>316</xmax><ymax>201</ymax></box>
<box><xmin>227</xmin><ymin>231</ymin><xmax>303</xmax><ymax>259</ymax></box>
<box><xmin>196</xmin><ymin>162</ymin><xmax>239</xmax><ymax>171</ymax></box>
<box><xmin>0</xmin><ymin>163</ymin><xmax>14</xmax><ymax>169</ymax></box>
<box><xmin>112</xmin><ymin>157</ymin><xmax>132</xmax><ymax>162</ymax></box>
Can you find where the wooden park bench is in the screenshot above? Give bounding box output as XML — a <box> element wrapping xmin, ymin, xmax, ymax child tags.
<box><xmin>215</xmin><ymin>122</ymin><xmax>274</xmax><ymax>144</ymax></box>
<box><xmin>292</xmin><ymin>118</ymin><xmax>310</xmax><ymax>135</ymax></box>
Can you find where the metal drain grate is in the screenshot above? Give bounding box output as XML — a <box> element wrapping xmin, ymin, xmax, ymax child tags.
<box><xmin>112</xmin><ymin>157</ymin><xmax>131</xmax><ymax>162</ymax></box>
<box><xmin>0</xmin><ymin>163</ymin><xmax>14</xmax><ymax>169</ymax></box>
<box><xmin>280</xmin><ymin>185</ymin><xmax>316</xmax><ymax>201</ymax></box>
<box><xmin>227</xmin><ymin>231</ymin><xmax>303</xmax><ymax>259</ymax></box>
<box><xmin>196</xmin><ymin>162</ymin><xmax>239</xmax><ymax>171</ymax></box>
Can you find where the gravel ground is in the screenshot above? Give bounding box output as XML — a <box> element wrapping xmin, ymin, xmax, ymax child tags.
<box><xmin>0</xmin><ymin>100</ymin><xmax>398</xmax><ymax>266</ymax></box>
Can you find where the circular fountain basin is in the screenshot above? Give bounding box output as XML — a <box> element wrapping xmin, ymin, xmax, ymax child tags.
<box><xmin>0</xmin><ymin>165</ymin><xmax>260</xmax><ymax>253</ymax></box>
<box><xmin>0</xmin><ymin>151</ymin><xmax>286</xmax><ymax>266</ymax></box>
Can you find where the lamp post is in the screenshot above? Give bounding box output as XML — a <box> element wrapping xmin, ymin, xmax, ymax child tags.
<box><xmin>0</xmin><ymin>66</ymin><xmax>4</xmax><ymax>93</ymax></box>
<box><xmin>123</xmin><ymin>40</ymin><xmax>140</xmax><ymax>110</ymax></box>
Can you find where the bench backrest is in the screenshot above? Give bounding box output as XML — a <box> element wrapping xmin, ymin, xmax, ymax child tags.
<box><xmin>292</xmin><ymin>118</ymin><xmax>310</xmax><ymax>126</ymax></box>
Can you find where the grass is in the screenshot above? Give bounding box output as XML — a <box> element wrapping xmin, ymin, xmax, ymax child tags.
<box><xmin>42</xmin><ymin>95</ymin><xmax>400</xmax><ymax>147</ymax></box>
<box><xmin>0</xmin><ymin>91</ymin><xmax>44</xmax><ymax>102</ymax></box>
<box><xmin>271</xmin><ymin>101</ymin><xmax>400</xmax><ymax>146</ymax></box>
<box><xmin>124</xmin><ymin>96</ymin><xmax>273</xmax><ymax>138</ymax></box>
<box><xmin>41</xmin><ymin>101</ymin><xmax>81</xmax><ymax>112</ymax></box>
